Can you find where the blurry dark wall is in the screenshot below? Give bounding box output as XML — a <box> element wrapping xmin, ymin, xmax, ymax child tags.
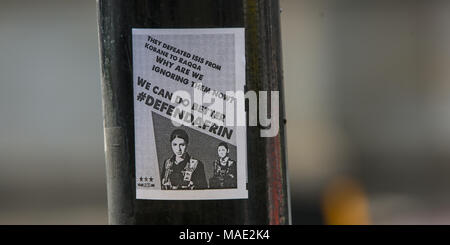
<box><xmin>0</xmin><ymin>0</ymin><xmax>106</xmax><ymax>224</ymax></box>
<box><xmin>282</xmin><ymin>0</ymin><xmax>450</xmax><ymax>224</ymax></box>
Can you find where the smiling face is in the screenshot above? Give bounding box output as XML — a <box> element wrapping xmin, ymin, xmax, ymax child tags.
<box><xmin>217</xmin><ymin>145</ymin><xmax>228</xmax><ymax>158</ymax></box>
<box><xmin>171</xmin><ymin>137</ymin><xmax>187</xmax><ymax>157</ymax></box>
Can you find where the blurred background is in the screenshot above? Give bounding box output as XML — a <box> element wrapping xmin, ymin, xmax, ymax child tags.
<box><xmin>0</xmin><ymin>0</ymin><xmax>449</xmax><ymax>224</ymax></box>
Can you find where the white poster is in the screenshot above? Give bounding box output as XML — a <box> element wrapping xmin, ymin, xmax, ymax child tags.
<box><xmin>132</xmin><ymin>28</ymin><xmax>247</xmax><ymax>200</ymax></box>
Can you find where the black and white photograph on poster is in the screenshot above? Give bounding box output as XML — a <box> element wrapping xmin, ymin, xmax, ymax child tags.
<box><xmin>132</xmin><ymin>28</ymin><xmax>247</xmax><ymax>200</ymax></box>
<box><xmin>153</xmin><ymin>112</ymin><xmax>238</xmax><ymax>191</ymax></box>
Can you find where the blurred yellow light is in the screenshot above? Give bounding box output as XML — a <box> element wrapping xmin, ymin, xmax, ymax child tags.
<box><xmin>322</xmin><ymin>177</ymin><xmax>371</xmax><ymax>225</ymax></box>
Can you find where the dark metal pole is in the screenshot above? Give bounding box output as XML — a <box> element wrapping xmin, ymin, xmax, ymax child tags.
<box><xmin>97</xmin><ymin>0</ymin><xmax>290</xmax><ymax>225</ymax></box>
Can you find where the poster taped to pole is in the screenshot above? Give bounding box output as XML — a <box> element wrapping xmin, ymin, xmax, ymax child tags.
<box><xmin>132</xmin><ymin>28</ymin><xmax>247</xmax><ymax>200</ymax></box>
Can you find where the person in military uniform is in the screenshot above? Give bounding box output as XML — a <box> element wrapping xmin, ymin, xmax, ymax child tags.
<box><xmin>161</xmin><ymin>129</ymin><xmax>207</xmax><ymax>190</ymax></box>
<box><xmin>209</xmin><ymin>142</ymin><xmax>237</xmax><ymax>189</ymax></box>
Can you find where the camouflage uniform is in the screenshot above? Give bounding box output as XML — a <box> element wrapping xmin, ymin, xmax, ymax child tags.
<box><xmin>161</xmin><ymin>153</ymin><xmax>207</xmax><ymax>190</ymax></box>
<box><xmin>209</xmin><ymin>157</ymin><xmax>237</xmax><ymax>189</ymax></box>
